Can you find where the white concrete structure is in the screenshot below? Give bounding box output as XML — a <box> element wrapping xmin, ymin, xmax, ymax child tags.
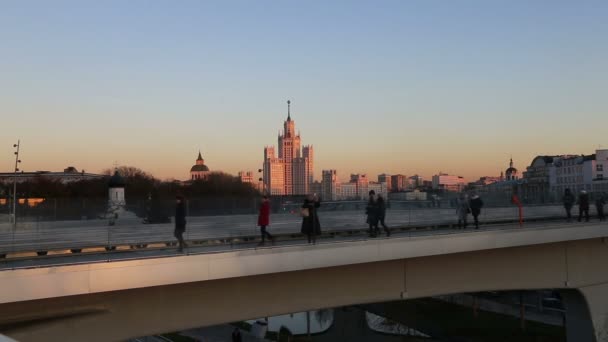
<box><xmin>263</xmin><ymin>101</ymin><xmax>314</xmax><ymax>195</ymax></box>
<box><xmin>1</xmin><ymin>222</ymin><xmax>608</xmax><ymax>342</ymax></box>
<box><xmin>107</xmin><ymin>170</ymin><xmax>125</xmax><ymax>208</ymax></box>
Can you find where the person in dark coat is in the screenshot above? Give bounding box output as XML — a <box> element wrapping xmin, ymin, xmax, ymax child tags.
<box><xmin>231</xmin><ymin>328</ymin><xmax>242</xmax><ymax>342</ymax></box>
<box><xmin>301</xmin><ymin>194</ymin><xmax>321</xmax><ymax>244</ymax></box>
<box><xmin>596</xmin><ymin>193</ymin><xmax>606</xmax><ymax>221</ymax></box>
<box><xmin>366</xmin><ymin>190</ymin><xmax>379</xmax><ymax>237</ymax></box>
<box><xmin>563</xmin><ymin>188</ymin><xmax>575</xmax><ymax>222</ymax></box>
<box><xmin>377</xmin><ymin>194</ymin><xmax>390</xmax><ymax>237</ymax></box>
<box><xmin>578</xmin><ymin>190</ymin><xmax>590</xmax><ymax>222</ymax></box>
<box><xmin>469</xmin><ymin>194</ymin><xmax>484</xmax><ymax>229</ymax></box>
<box><xmin>257</xmin><ymin>195</ymin><xmax>274</xmax><ymax>245</ymax></box>
<box><xmin>456</xmin><ymin>193</ymin><xmax>470</xmax><ymax>229</ymax></box>
<box><xmin>174</xmin><ymin>196</ymin><xmax>187</xmax><ymax>252</ymax></box>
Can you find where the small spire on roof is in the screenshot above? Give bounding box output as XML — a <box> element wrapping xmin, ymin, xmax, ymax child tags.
<box><xmin>287</xmin><ymin>100</ymin><xmax>291</xmax><ymax>121</ymax></box>
<box><xmin>197</xmin><ymin>150</ymin><xmax>203</xmax><ymax>161</ymax></box>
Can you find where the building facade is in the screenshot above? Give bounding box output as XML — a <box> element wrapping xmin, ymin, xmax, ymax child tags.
<box><xmin>390</xmin><ymin>174</ymin><xmax>408</xmax><ymax>192</ymax></box>
<box><xmin>263</xmin><ymin>101</ymin><xmax>314</xmax><ymax>196</ymax></box>
<box><xmin>432</xmin><ymin>173</ymin><xmax>466</xmax><ymax>192</ymax></box>
<box><xmin>408</xmin><ymin>175</ymin><xmax>424</xmax><ymax>189</ymax></box>
<box><xmin>190</xmin><ymin>151</ymin><xmax>210</xmax><ymax>180</ymax></box>
<box><xmin>550</xmin><ymin>149</ymin><xmax>608</xmax><ymax>195</ymax></box>
<box><xmin>238</xmin><ymin>171</ymin><xmax>254</xmax><ymax>184</ymax></box>
<box><xmin>321</xmin><ymin>170</ymin><xmax>339</xmax><ymax>201</ymax></box>
<box><xmin>0</xmin><ymin>167</ymin><xmax>104</xmax><ymax>185</ymax></box>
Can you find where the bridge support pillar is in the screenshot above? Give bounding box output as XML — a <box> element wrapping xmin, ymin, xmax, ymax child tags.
<box><xmin>562</xmin><ymin>284</ymin><xmax>608</xmax><ymax>342</ymax></box>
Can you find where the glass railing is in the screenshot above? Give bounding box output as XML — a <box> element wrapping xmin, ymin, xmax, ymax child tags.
<box><xmin>0</xmin><ymin>195</ymin><xmax>601</xmax><ymax>266</ymax></box>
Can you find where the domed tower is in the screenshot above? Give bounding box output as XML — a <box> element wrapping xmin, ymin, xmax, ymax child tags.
<box><xmin>505</xmin><ymin>158</ymin><xmax>519</xmax><ymax>181</ymax></box>
<box><xmin>190</xmin><ymin>151</ymin><xmax>210</xmax><ymax>180</ymax></box>
<box><xmin>108</xmin><ymin>169</ymin><xmax>126</xmax><ymax>207</ymax></box>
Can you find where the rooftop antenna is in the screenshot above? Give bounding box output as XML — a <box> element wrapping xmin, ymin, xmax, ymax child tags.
<box><xmin>287</xmin><ymin>100</ymin><xmax>291</xmax><ymax>121</ymax></box>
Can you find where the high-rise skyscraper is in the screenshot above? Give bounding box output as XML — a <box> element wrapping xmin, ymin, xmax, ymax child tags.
<box><xmin>263</xmin><ymin>101</ymin><xmax>314</xmax><ymax>195</ymax></box>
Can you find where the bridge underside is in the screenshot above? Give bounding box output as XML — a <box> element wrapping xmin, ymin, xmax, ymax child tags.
<box><xmin>1</xmin><ymin>238</ymin><xmax>608</xmax><ymax>342</ymax></box>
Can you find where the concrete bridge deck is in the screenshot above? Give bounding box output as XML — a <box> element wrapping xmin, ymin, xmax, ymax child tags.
<box><xmin>1</xmin><ymin>215</ymin><xmax>607</xmax><ymax>342</ymax></box>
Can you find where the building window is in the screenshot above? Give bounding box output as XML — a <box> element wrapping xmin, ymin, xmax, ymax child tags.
<box><xmin>598</xmin><ymin>174</ymin><xmax>604</xmax><ymax>180</ymax></box>
<box><xmin>598</xmin><ymin>164</ymin><xmax>604</xmax><ymax>172</ymax></box>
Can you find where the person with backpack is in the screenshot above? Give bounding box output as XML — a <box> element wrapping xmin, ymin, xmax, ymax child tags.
<box><xmin>469</xmin><ymin>194</ymin><xmax>484</xmax><ymax>229</ymax></box>
<box><xmin>257</xmin><ymin>195</ymin><xmax>275</xmax><ymax>245</ymax></box>
<box><xmin>563</xmin><ymin>188</ymin><xmax>575</xmax><ymax>222</ymax></box>
<box><xmin>301</xmin><ymin>194</ymin><xmax>321</xmax><ymax>244</ymax></box>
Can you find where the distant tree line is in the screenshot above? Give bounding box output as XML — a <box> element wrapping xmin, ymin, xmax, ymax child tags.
<box><xmin>1</xmin><ymin>166</ymin><xmax>259</xmax><ymax>200</ymax></box>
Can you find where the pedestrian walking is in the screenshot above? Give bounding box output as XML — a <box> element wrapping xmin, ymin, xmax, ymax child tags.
<box><xmin>563</xmin><ymin>188</ymin><xmax>575</xmax><ymax>222</ymax></box>
<box><xmin>174</xmin><ymin>195</ymin><xmax>188</xmax><ymax>252</ymax></box>
<box><xmin>456</xmin><ymin>193</ymin><xmax>470</xmax><ymax>229</ymax></box>
<box><xmin>596</xmin><ymin>193</ymin><xmax>606</xmax><ymax>222</ymax></box>
<box><xmin>469</xmin><ymin>194</ymin><xmax>484</xmax><ymax>229</ymax></box>
<box><xmin>231</xmin><ymin>328</ymin><xmax>242</xmax><ymax>342</ymax></box>
<box><xmin>578</xmin><ymin>190</ymin><xmax>590</xmax><ymax>222</ymax></box>
<box><xmin>377</xmin><ymin>195</ymin><xmax>390</xmax><ymax>236</ymax></box>
<box><xmin>366</xmin><ymin>190</ymin><xmax>379</xmax><ymax>237</ymax></box>
<box><xmin>257</xmin><ymin>195</ymin><xmax>275</xmax><ymax>245</ymax></box>
<box><xmin>301</xmin><ymin>194</ymin><xmax>321</xmax><ymax>244</ymax></box>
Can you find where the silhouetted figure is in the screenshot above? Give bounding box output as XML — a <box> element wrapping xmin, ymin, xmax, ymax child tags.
<box><xmin>456</xmin><ymin>193</ymin><xmax>470</xmax><ymax>229</ymax></box>
<box><xmin>578</xmin><ymin>190</ymin><xmax>590</xmax><ymax>222</ymax></box>
<box><xmin>258</xmin><ymin>195</ymin><xmax>274</xmax><ymax>245</ymax></box>
<box><xmin>469</xmin><ymin>194</ymin><xmax>484</xmax><ymax>229</ymax></box>
<box><xmin>174</xmin><ymin>196</ymin><xmax>187</xmax><ymax>252</ymax></box>
<box><xmin>377</xmin><ymin>195</ymin><xmax>390</xmax><ymax>236</ymax></box>
<box><xmin>563</xmin><ymin>188</ymin><xmax>575</xmax><ymax>222</ymax></box>
<box><xmin>301</xmin><ymin>194</ymin><xmax>321</xmax><ymax>244</ymax></box>
<box><xmin>366</xmin><ymin>190</ymin><xmax>379</xmax><ymax>237</ymax></box>
<box><xmin>231</xmin><ymin>328</ymin><xmax>242</xmax><ymax>342</ymax></box>
<box><xmin>596</xmin><ymin>193</ymin><xmax>606</xmax><ymax>221</ymax></box>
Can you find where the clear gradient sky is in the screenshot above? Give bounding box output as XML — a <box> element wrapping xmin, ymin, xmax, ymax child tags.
<box><xmin>1</xmin><ymin>1</ymin><xmax>607</xmax><ymax>181</ymax></box>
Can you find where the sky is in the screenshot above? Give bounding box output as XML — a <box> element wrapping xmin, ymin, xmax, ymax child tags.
<box><xmin>1</xmin><ymin>1</ymin><xmax>607</xmax><ymax>182</ymax></box>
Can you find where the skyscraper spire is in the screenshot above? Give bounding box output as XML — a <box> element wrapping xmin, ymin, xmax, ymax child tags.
<box><xmin>287</xmin><ymin>100</ymin><xmax>291</xmax><ymax>121</ymax></box>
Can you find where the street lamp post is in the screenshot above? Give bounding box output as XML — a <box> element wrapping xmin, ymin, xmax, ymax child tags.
<box><xmin>12</xmin><ymin>140</ymin><xmax>21</xmax><ymax>227</ymax></box>
<box><xmin>258</xmin><ymin>168</ymin><xmax>265</xmax><ymax>195</ymax></box>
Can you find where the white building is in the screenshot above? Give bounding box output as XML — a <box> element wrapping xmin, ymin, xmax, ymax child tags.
<box><xmin>339</xmin><ymin>182</ymin><xmax>358</xmax><ymax>200</ymax></box>
<box><xmin>550</xmin><ymin>149</ymin><xmax>608</xmax><ymax>195</ymax></box>
<box><xmin>108</xmin><ymin>170</ymin><xmax>126</xmax><ymax>208</ymax></box>
<box><xmin>238</xmin><ymin>171</ymin><xmax>254</xmax><ymax>184</ymax></box>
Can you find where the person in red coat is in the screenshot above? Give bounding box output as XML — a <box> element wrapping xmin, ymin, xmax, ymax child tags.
<box><xmin>258</xmin><ymin>195</ymin><xmax>274</xmax><ymax>245</ymax></box>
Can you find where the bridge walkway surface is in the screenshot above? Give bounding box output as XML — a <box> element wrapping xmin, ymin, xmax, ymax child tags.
<box><xmin>0</xmin><ymin>218</ymin><xmax>603</xmax><ymax>271</ymax></box>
